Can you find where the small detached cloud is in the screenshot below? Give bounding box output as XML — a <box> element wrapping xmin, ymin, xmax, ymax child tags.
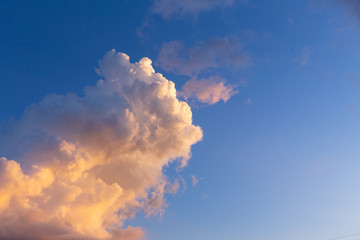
<box><xmin>296</xmin><ymin>46</ymin><xmax>312</xmax><ymax>67</ymax></box>
<box><xmin>202</xmin><ymin>194</ymin><xmax>211</xmax><ymax>200</ymax></box>
<box><xmin>179</xmin><ymin>76</ymin><xmax>237</xmax><ymax>104</ymax></box>
<box><xmin>191</xmin><ymin>175</ymin><xmax>205</xmax><ymax>187</ymax></box>
<box><xmin>157</xmin><ymin>37</ymin><xmax>252</xmax><ymax>76</ymax></box>
<box><xmin>287</xmin><ymin>16</ymin><xmax>294</xmax><ymax>26</ymax></box>
<box><xmin>244</xmin><ymin>98</ymin><xmax>252</xmax><ymax>104</ymax></box>
<box><xmin>151</xmin><ymin>0</ymin><xmax>235</xmax><ymax>19</ymax></box>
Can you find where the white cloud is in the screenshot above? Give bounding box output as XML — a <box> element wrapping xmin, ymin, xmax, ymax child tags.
<box><xmin>179</xmin><ymin>76</ymin><xmax>237</xmax><ymax>104</ymax></box>
<box><xmin>151</xmin><ymin>0</ymin><xmax>235</xmax><ymax>19</ymax></box>
<box><xmin>157</xmin><ymin>37</ymin><xmax>251</xmax><ymax>76</ymax></box>
<box><xmin>0</xmin><ymin>50</ymin><xmax>203</xmax><ymax>240</ymax></box>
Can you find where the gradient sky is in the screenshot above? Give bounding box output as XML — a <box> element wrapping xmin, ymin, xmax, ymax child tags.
<box><xmin>1</xmin><ymin>1</ymin><xmax>360</xmax><ymax>240</ymax></box>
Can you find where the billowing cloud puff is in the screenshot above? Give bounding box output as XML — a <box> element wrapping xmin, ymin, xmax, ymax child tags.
<box><xmin>0</xmin><ymin>50</ymin><xmax>203</xmax><ymax>239</ymax></box>
<box><xmin>179</xmin><ymin>76</ymin><xmax>237</xmax><ymax>104</ymax></box>
<box><xmin>157</xmin><ymin>37</ymin><xmax>251</xmax><ymax>76</ymax></box>
<box><xmin>151</xmin><ymin>0</ymin><xmax>235</xmax><ymax>19</ymax></box>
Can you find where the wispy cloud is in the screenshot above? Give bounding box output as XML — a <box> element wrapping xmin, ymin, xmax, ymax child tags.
<box><xmin>157</xmin><ymin>37</ymin><xmax>252</xmax><ymax>76</ymax></box>
<box><xmin>179</xmin><ymin>76</ymin><xmax>237</xmax><ymax>104</ymax></box>
<box><xmin>343</xmin><ymin>0</ymin><xmax>360</xmax><ymax>20</ymax></box>
<box><xmin>296</xmin><ymin>46</ymin><xmax>312</xmax><ymax>67</ymax></box>
<box><xmin>191</xmin><ymin>174</ymin><xmax>205</xmax><ymax>187</ymax></box>
<box><xmin>320</xmin><ymin>0</ymin><xmax>360</xmax><ymax>23</ymax></box>
<box><xmin>151</xmin><ymin>0</ymin><xmax>235</xmax><ymax>19</ymax></box>
<box><xmin>138</xmin><ymin>0</ymin><xmax>240</xmax><ymax>38</ymax></box>
<box><xmin>244</xmin><ymin>98</ymin><xmax>252</xmax><ymax>104</ymax></box>
<box><xmin>0</xmin><ymin>50</ymin><xmax>203</xmax><ymax>240</ymax></box>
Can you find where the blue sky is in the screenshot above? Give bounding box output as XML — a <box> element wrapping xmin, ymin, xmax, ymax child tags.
<box><xmin>1</xmin><ymin>1</ymin><xmax>360</xmax><ymax>240</ymax></box>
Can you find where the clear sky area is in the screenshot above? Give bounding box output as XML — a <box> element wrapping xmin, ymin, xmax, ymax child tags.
<box><xmin>1</xmin><ymin>1</ymin><xmax>360</xmax><ymax>240</ymax></box>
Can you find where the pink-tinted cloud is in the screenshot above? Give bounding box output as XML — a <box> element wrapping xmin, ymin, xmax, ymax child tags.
<box><xmin>0</xmin><ymin>50</ymin><xmax>203</xmax><ymax>239</ymax></box>
<box><xmin>110</xmin><ymin>227</ymin><xmax>145</xmax><ymax>240</ymax></box>
<box><xmin>179</xmin><ymin>76</ymin><xmax>237</xmax><ymax>104</ymax></box>
<box><xmin>151</xmin><ymin>0</ymin><xmax>235</xmax><ymax>19</ymax></box>
<box><xmin>157</xmin><ymin>37</ymin><xmax>252</xmax><ymax>76</ymax></box>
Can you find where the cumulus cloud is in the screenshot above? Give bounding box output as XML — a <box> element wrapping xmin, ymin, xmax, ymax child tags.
<box><xmin>151</xmin><ymin>0</ymin><xmax>235</xmax><ymax>19</ymax></box>
<box><xmin>157</xmin><ymin>37</ymin><xmax>251</xmax><ymax>76</ymax></box>
<box><xmin>0</xmin><ymin>50</ymin><xmax>203</xmax><ymax>240</ymax></box>
<box><xmin>179</xmin><ymin>76</ymin><xmax>237</xmax><ymax>104</ymax></box>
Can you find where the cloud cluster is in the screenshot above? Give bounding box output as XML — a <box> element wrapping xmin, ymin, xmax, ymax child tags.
<box><xmin>0</xmin><ymin>50</ymin><xmax>203</xmax><ymax>240</ymax></box>
<box><xmin>157</xmin><ymin>37</ymin><xmax>248</xmax><ymax>104</ymax></box>
<box><xmin>151</xmin><ymin>0</ymin><xmax>235</xmax><ymax>19</ymax></box>
<box><xmin>139</xmin><ymin>3</ymin><xmax>248</xmax><ymax>106</ymax></box>
<box><xmin>179</xmin><ymin>76</ymin><xmax>237</xmax><ymax>104</ymax></box>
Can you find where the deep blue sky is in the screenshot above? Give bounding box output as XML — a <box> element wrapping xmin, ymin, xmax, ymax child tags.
<box><xmin>2</xmin><ymin>1</ymin><xmax>360</xmax><ymax>240</ymax></box>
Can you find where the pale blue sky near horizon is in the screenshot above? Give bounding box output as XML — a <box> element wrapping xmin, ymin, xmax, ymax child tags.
<box><xmin>1</xmin><ymin>1</ymin><xmax>360</xmax><ymax>240</ymax></box>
